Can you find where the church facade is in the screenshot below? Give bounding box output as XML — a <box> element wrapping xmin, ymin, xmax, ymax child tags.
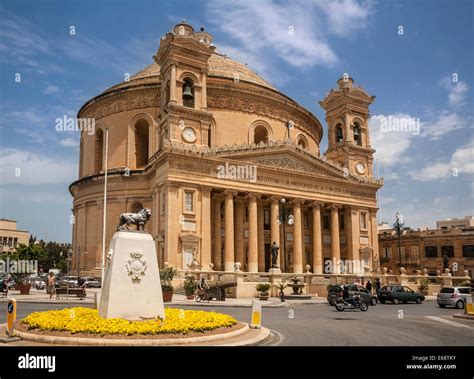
<box><xmin>69</xmin><ymin>21</ymin><xmax>383</xmax><ymax>277</ymax></box>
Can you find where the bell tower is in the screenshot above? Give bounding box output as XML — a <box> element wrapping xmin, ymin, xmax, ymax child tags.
<box><xmin>154</xmin><ymin>20</ymin><xmax>216</xmax><ymax>146</ymax></box>
<box><xmin>319</xmin><ymin>76</ymin><xmax>376</xmax><ymax>176</ymax></box>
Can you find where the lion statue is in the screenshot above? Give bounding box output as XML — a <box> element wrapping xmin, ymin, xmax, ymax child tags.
<box><xmin>117</xmin><ymin>208</ymin><xmax>151</xmax><ymax>231</ymax></box>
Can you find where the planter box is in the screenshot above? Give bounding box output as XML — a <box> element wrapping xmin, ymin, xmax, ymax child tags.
<box><xmin>163</xmin><ymin>290</ymin><xmax>173</xmax><ymax>303</ymax></box>
<box><xmin>16</xmin><ymin>284</ymin><xmax>32</xmax><ymax>295</ymax></box>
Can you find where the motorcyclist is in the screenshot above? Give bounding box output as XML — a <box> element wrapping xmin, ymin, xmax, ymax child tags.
<box><xmin>342</xmin><ymin>286</ymin><xmax>356</xmax><ymax>306</ymax></box>
<box><xmin>198</xmin><ymin>276</ymin><xmax>209</xmax><ymax>291</ymax></box>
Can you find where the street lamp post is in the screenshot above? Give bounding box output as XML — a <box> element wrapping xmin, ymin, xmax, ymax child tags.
<box><xmin>392</xmin><ymin>212</ymin><xmax>404</xmax><ymax>270</ymax></box>
<box><xmin>277</xmin><ymin>198</ymin><xmax>294</xmax><ymax>273</ymax></box>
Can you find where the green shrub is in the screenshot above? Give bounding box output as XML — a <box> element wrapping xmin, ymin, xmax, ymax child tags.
<box><xmin>183</xmin><ymin>277</ymin><xmax>197</xmax><ymax>296</ymax></box>
<box><xmin>418</xmin><ymin>277</ymin><xmax>430</xmax><ymax>293</ymax></box>
<box><xmin>256</xmin><ymin>283</ymin><xmax>271</xmax><ymax>294</ymax></box>
<box><xmin>160</xmin><ymin>266</ymin><xmax>177</xmax><ymax>291</ymax></box>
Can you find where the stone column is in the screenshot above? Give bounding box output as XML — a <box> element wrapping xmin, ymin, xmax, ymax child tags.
<box><xmin>201</xmin><ymin>70</ymin><xmax>207</xmax><ymax>109</ymax></box>
<box><xmin>234</xmin><ymin>197</ymin><xmax>245</xmax><ymax>270</ymax></box>
<box><xmin>369</xmin><ymin>207</ymin><xmax>379</xmax><ymax>272</ymax></box>
<box><xmin>311</xmin><ymin>202</ymin><xmax>324</xmax><ymax>274</ymax></box>
<box><xmin>164</xmin><ymin>183</ymin><xmax>180</xmax><ymax>268</ymax></box>
<box><xmin>346</xmin><ymin>206</ymin><xmax>361</xmax><ymax>271</ymax></box>
<box><xmin>248</xmin><ymin>193</ymin><xmax>259</xmax><ymax>272</ymax></box>
<box><xmin>257</xmin><ymin>200</ymin><xmax>265</xmax><ymax>272</ymax></box>
<box><xmin>169</xmin><ymin>64</ymin><xmax>177</xmax><ymax>104</ymax></box>
<box><xmin>345</xmin><ymin>112</ymin><xmax>353</xmax><ymax>143</ymax></box>
<box><xmin>292</xmin><ymin>200</ymin><xmax>304</xmax><ymax>273</ymax></box>
<box><xmin>270</xmin><ymin>197</ymin><xmax>281</xmax><ymax>268</ymax></box>
<box><xmin>212</xmin><ymin>195</ymin><xmax>222</xmax><ymax>270</ymax></box>
<box><xmin>330</xmin><ymin>204</ymin><xmax>341</xmax><ymax>274</ymax></box>
<box><xmin>224</xmin><ymin>190</ymin><xmax>236</xmax><ymax>272</ymax></box>
<box><xmin>200</xmin><ymin>187</ymin><xmax>212</xmax><ymax>269</ymax></box>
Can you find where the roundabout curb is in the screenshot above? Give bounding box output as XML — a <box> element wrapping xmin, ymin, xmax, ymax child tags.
<box><xmin>14</xmin><ymin>323</ymin><xmax>270</xmax><ymax>346</ymax></box>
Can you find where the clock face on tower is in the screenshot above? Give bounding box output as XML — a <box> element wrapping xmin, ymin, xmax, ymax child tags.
<box><xmin>182</xmin><ymin>126</ymin><xmax>197</xmax><ymax>143</ymax></box>
<box><xmin>356</xmin><ymin>162</ymin><xmax>366</xmax><ymax>175</ymax></box>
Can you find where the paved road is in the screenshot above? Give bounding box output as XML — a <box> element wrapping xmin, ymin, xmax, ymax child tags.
<box><xmin>2</xmin><ymin>301</ymin><xmax>473</xmax><ymax>345</ymax></box>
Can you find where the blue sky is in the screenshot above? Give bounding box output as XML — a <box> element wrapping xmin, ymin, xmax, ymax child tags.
<box><xmin>0</xmin><ymin>0</ymin><xmax>473</xmax><ymax>242</ymax></box>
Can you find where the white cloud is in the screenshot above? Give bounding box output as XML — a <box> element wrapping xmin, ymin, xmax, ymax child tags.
<box><xmin>312</xmin><ymin>0</ymin><xmax>374</xmax><ymax>37</ymax></box>
<box><xmin>59</xmin><ymin>138</ymin><xmax>79</xmax><ymax>147</ymax></box>
<box><xmin>0</xmin><ymin>149</ymin><xmax>77</xmax><ymax>185</ymax></box>
<box><xmin>206</xmin><ymin>0</ymin><xmax>373</xmax><ymax>84</ymax></box>
<box><xmin>439</xmin><ymin>76</ymin><xmax>469</xmax><ymax>108</ymax></box>
<box><xmin>422</xmin><ymin>112</ymin><xmax>468</xmax><ymax>140</ymax></box>
<box><xmin>43</xmin><ymin>85</ymin><xmax>59</xmax><ymax>95</ymax></box>
<box><xmin>370</xmin><ymin>113</ymin><xmax>418</xmax><ymax>167</ymax></box>
<box><xmin>411</xmin><ymin>138</ymin><xmax>474</xmax><ymax>181</ymax></box>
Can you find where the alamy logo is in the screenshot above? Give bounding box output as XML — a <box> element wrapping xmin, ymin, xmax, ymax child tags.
<box><xmin>55</xmin><ymin>115</ymin><xmax>96</xmax><ymax>135</ymax></box>
<box><xmin>18</xmin><ymin>354</ymin><xmax>56</xmax><ymax>372</ymax></box>
<box><xmin>0</xmin><ymin>258</ymin><xmax>38</xmax><ymax>274</ymax></box>
<box><xmin>217</xmin><ymin>162</ymin><xmax>257</xmax><ymax>183</ymax></box>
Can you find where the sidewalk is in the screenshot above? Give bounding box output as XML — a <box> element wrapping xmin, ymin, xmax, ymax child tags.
<box><xmin>0</xmin><ymin>288</ymin><xmax>326</xmax><ymax>307</ymax></box>
<box><xmin>0</xmin><ymin>289</ymin><xmax>437</xmax><ymax>307</ymax></box>
<box><xmin>0</xmin><ymin>288</ymin><xmax>98</xmax><ymax>305</ymax></box>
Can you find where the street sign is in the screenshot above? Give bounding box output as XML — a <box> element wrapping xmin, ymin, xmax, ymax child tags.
<box><xmin>250</xmin><ymin>300</ymin><xmax>262</xmax><ymax>329</ymax></box>
<box><xmin>6</xmin><ymin>298</ymin><xmax>17</xmax><ymax>336</ymax></box>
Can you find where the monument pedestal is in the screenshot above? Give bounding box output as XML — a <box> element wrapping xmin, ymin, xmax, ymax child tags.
<box><xmin>99</xmin><ymin>231</ymin><xmax>165</xmax><ymax>320</ymax></box>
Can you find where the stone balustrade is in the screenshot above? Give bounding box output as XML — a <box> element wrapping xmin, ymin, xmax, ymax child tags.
<box><xmin>173</xmin><ymin>269</ymin><xmax>471</xmax><ymax>298</ymax></box>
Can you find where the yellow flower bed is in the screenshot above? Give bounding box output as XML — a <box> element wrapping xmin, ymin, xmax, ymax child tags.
<box><xmin>22</xmin><ymin>307</ymin><xmax>237</xmax><ymax>335</ymax></box>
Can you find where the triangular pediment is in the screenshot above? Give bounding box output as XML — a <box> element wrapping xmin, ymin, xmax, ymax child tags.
<box><xmin>213</xmin><ymin>144</ymin><xmax>348</xmax><ymax>180</ymax></box>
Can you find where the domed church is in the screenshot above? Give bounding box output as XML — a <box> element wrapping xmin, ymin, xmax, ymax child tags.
<box><xmin>69</xmin><ymin>21</ymin><xmax>383</xmax><ymax>277</ymax></box>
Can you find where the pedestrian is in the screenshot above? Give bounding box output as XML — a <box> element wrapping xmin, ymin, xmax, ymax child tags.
<box><xmin>375</xmin><ymin>278</ymin><xmax>381</xmax><ymax>293</ymax></box>
<box><xmin>78</xmin><ymin>277</ymin><xmax>86</xmax><ymax>298</ymax></box>
<box><xmin>365</xmin><ymin>280</ymin><xmax>372</xmax><ymax>293</ymax></box>
<box><xmin>47</xmin><ymin>272</ymin><xmax>56</xmax><ymax>299</ymax></box>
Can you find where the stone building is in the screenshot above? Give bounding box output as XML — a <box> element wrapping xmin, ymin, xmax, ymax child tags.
<box><xmin>0</xmin><ymin>219</ymin><xmax>30</xmax><ymax>254</ymax></box>
<box><xmin>378</xmin><ymin>226</ymin><xmax>474</xmax><ymax>276</ymax></box>
<box><xmin>69</xmin><ymin>21</ymin><xmax>383</xmax><ymax>277</ymax></box>
<box><xmin>436</xmin><ymin>216</ymin><xmax>474</xmax><ymax>230</ymax></box>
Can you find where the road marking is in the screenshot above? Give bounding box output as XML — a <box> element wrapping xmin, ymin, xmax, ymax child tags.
<box><xmin>425</xmin><ymin>316</ymin><xmax>473</xmax><ymax>329</ymax></box>
<box><xmin>269</xmin><ymin>329</ymin><xmax>285</xmax><ymax>346</ymax></box>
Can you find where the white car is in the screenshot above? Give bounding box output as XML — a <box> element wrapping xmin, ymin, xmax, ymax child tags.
<box><xmin>437</xmin><ymin>287</ymin><xmax>472</xmax><ymax>309</ymax></box>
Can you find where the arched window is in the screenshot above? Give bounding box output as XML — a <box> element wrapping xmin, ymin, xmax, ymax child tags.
<box><xmin>335</xmin><ymin>123</ymin><xmax>343</xmax><ymax>143</ymax></box>
<box><xmin>135</xmin><ymin>119</ymin><xmax>149</xmax><ymax>168</ymax></box>
<box><xmin>296</xmin><ymin>135</ymin><xmax>308</xmax><ymax>149</ymax></box>
<box><xmin>165</xmin><ymin>80</ymin><xmax>170</xmax><ymax>106</ymax></box>
<box><xmin>182</xmin><ymin>78</ymin><xmax>195</xmax><ymax>108</ymax></box>
<box><xmin>254</xmin><ymin>125</ymin><xmax>268</xmax><ymax>144</ymax></box>
<box><xmin>353</xmin><ymin>122</ymin><xmax>362</xmax><ymax>146</ymax></box>
<box><xmin>94</xmin><ymin>129</ymin><xmax>104</xmax><ymax>173</ymax></box>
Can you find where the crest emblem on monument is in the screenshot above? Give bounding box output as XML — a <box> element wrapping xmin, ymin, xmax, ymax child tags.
<box><xmin>125</xmin><ymin>252</ymin><xmax>148</xmax><ymax>282</ymax></box>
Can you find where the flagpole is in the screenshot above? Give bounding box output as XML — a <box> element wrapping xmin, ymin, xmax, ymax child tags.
<box><xmin>101</xmin><ymin>128</ymin><xmax>109</xmax><ymax>284</ymax></box>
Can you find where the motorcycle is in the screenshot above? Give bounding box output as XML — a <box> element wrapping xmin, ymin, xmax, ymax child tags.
<box><xmin>335</xmin><ymin>295</ymin><xmax>368</xmax><ymax>312</ymax></box>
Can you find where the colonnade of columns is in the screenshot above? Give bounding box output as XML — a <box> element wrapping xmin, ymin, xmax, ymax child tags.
<box><xmin>209</xmin><ymin>191</ymin><xmax>372</xmax><ymax>274</ymax></box>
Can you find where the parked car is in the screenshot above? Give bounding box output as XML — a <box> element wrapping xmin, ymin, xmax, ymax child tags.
<box><xmin>81</xmin><ymin>277</ymin><xmax>101</xmax><ymax>288</ymax></box>
<box><xmin>59</xmin><ymin>275</ymin><xmax>79</xmax><ymax>288</ymax></box>
<box><xmin>377</xmin><ymin>285</ymin><xmax>425</xmax><ymax>304</ymax></box>
<box><xmin>327</xmin><ymin>284</ymin><xmax>377</xmax><ymax>306</ymax></box>
<box><xmin>437</xmin><ymin>287</ymin><xmax>472</xmax><ymax>309</ymax></box>
<box><xmin>28</xmin><ymin>275</ymin><xmax>46</xmax><ymax>290</ymax></box>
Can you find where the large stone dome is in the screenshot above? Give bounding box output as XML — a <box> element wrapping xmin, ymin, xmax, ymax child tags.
<box><xmin>109</xmin><ymin>53</ymin><xmax>276</xmax><ymax>92</ymax></box>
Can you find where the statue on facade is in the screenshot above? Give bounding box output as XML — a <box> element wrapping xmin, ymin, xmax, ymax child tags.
<box><xmin>188</xmin><ymin>242</ymin><xmax>202</xmax><ymax>270</ymax></box>
<box><xmin>442</xmin><ymin>251</ymin><xmax>449</xmax><ymax>270</ymax></box>
<box><xmin>117</xmin><ymin>208</ymin><xmax>151</xmax><ymax>231</ymax></box>
<box><xmin>271</xmin><ymin>241</ymin><xmax>279</xmax><ymax>268</ymax></box>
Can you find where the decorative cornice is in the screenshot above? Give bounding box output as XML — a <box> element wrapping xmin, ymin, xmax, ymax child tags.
<box><xmin>78</xmin><ymin>87</ymin><xmax>160</xmax><ymax>119</ymax></box>
<box><xmin>207</xmin><ymin>86</ymin><xmax>322</xmax><ymax>142</ymax></box>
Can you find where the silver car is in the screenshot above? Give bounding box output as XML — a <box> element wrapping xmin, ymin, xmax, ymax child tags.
<box><xmin>437</xmin><ymin>287</ymin><xmax>472</xmax><ymax>309</ymax></box>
